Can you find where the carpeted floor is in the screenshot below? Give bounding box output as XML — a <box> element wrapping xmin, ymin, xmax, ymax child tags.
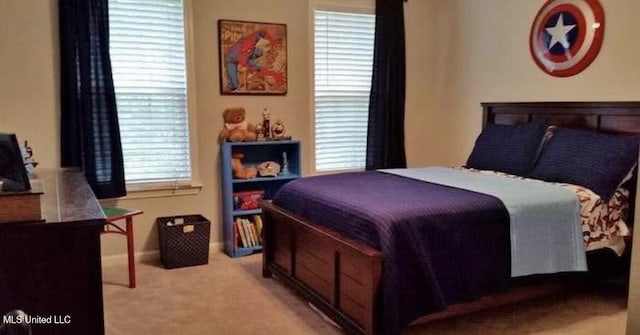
<box><xmin>103</xmin><ymin>253</ymin><xmax>628</xmax><ymax>334</ymax></box>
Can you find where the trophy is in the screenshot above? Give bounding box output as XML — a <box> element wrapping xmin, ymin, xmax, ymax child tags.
<box><xmin>280</xmin><ymin>152</ymin><xmax>291</xmax><ymax>176</ymax></box>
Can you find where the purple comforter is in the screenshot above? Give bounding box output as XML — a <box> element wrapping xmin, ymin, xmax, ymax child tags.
<box><xmin>272</xmin><ymin>171</ymin><xmax>511</xmax><ymax>335</ymax></box>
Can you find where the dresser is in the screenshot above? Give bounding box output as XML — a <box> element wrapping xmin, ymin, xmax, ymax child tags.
<box><xmin>0</xmin><ymin>169</ymin><xmax>106</xmax><ymax>334</ymax></box>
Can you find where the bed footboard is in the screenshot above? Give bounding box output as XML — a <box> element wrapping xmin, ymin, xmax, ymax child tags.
<box><xmin>262</xmin><ymin>201</ymin><xmax>383</xmax><ymax>335</ymax></box>
<box><xmin>261</xmin><ymin>202</ymin><xmax>583</xmax><ymax>335</ymax></box>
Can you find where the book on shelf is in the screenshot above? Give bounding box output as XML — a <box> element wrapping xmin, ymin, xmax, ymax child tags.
<box><xmin>235</xmin><ymin>218</ymin><xmax>248</xmax><ymax>248</ymax></box>
<box><xmin>248</xmin><ymin>218</ymin><xmax>263</xmax><ymax>246</ymax></box>
<box><xmin>253</xmin><ymin>215</ymin><xmax>263</xmax><ymax>244</ymax></box>
<box><xmin>249</xmin><ymin>223</ymin><xmax>259</xmax><ymax>247</ymax></box>
<box><xmin>233</xmin><ymin>220</ymin><xmax>238</xmax><ymax>247</ymax></box>
<box><xmin>242</xmin><ymin>218</ymin><xmax>254</xmax><ymax>246</ymax></box>
<box><xmin>234</xmin><ymin>217</ymin><xmax>264</xmax><ymax>248</ymax></box>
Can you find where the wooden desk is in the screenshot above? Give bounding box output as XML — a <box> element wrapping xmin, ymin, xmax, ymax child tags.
<box><xmin>0</xmin><ymin>169</ymin><xmax>106</xmax><ymax>334</ymax></box>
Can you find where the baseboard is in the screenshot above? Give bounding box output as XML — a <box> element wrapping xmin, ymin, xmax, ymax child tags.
<box><xmin>101</xmin><ymin>242</ymin><xmax>223</xmax><ymax>267</ymax></box>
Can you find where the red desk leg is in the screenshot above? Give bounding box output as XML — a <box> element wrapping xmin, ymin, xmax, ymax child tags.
<box><xmin>126</xmin><ymin>217</ymin><xmax>136</xmax><ymax>288</ymax></box>
<box><xmin>101</xmin><ymin>208</ymin><xmax>142</xmax><ymax>289</ymax></box>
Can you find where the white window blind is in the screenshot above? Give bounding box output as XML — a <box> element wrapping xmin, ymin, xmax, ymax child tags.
<box><xmin>314</xmin><ymin>9</ymin><xmax>375</xmax><ymax>171</ymax></box>
<box><xmin>108</xmin><ymin>0</ymin><xmax>191</xmax><ymax>184</ymax></box>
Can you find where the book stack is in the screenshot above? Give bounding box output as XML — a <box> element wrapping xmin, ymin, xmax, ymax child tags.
<box><xmin>235</xmin><ymin>215</ymin><xmax>264</xmax><ymax>248</ymax></box>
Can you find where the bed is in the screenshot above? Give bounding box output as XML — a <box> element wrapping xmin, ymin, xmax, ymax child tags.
<box><xmin>261</xmin><ymin>101</ymin><xmax>640</xmax><ymax>335</ymax></box>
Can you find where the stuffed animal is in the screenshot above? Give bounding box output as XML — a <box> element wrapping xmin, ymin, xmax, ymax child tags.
<box><xmin>231</xmin><ymin>152</ymin><xmax>257</xmax><ymax>179</ymax></box>
<box><xmin>218</xmin><ymin>107</ymin><xmax>258</xmax><ymax>144</ymax></box>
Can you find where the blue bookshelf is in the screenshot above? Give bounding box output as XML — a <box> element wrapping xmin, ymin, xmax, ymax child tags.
<box><xmin>232</xmin><ymin>209</ymin><xmax>262</xmax><ymax>216</ymax></box>
<box><xmin>231</xmin><ymin>175</ymin><xmax>300</xmax><ymax>184</ymax></box>
<box><xmin>220</xmin><ymin>140</ymin><xmax>301</xmax><ymax>258</ymax></box>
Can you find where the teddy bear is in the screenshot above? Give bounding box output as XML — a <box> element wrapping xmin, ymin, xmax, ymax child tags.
<box><xmin>231</xmin><ymin>152</ymin><xmax>257</xmax><ymax>179</ymax></box>
<box><xmin>218</xmin><ymin>107</ymin><xmax>258</xmax><ymax>144</ymax></box>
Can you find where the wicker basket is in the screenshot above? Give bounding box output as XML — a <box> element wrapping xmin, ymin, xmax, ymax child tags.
<box><xmin>157</xmin><ymin>215</ymin><xmax>210</xmax><ymax>269</ymax></box>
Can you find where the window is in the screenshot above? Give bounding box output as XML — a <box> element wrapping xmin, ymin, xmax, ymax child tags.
<box><xmin>108</xmin><ymin>0</ymin><xmax>191</xmax><ymax>185</ymax></box>
<box><xmin>314</xmin><ymin>9</ymin><xmax>375</xmax><ymax>171</ymax></box>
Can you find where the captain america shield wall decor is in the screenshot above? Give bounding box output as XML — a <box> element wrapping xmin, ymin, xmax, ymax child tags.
<box><xmin>530</xmin><ymin>0</ymin><xmax>605</xmax><ymax>77</ymax></box>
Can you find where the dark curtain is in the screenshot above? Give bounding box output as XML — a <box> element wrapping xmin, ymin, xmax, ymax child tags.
<box><xmin>59</xmin><ymin>0</ymin><xmax>126</xmax><ymax>198</ymax></box>
<box><xmin>366</xmin><ymin>0</ymin><xmax>407</xmax><ymax>170</ymax></box>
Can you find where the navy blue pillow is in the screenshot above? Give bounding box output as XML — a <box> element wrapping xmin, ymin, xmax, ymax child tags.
<box><xmin>530</xmin><ymin>128</ymin><xmax>639</xmax><ymax>199</ymax></box>
<box><xmin>466</xmin><ymin>122</ymin><xmax>547</xmax><ymax>176</ymax></box>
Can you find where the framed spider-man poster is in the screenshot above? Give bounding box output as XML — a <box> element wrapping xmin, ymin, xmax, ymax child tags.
<box><xmin>218</xmin><ymin>20</ymin><xmax>287</xmax><ymax>95</ymax></box>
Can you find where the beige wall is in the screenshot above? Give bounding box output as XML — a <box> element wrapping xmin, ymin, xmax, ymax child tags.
<box><xmin>0</xmin><ymin>0</ymin><xmax>60</xmax><ymax>167</ymax></box>
<box><xmin>0</xmin><ymin>0</ymin><xmax>312</xmax><ymax>257</ymax></box>
<box><xmin>436</xmin><ymin>1</ymin><xmax>640</xmax><ymax>331</ymax></box>
<box><xmin>102</xmin><ymin>0</ymin><xmax>314</xmax><ymax>257</ymax></box>
<box><xmin>404</xmin><ymin>0</ymin><xmax>443</xmax><ymax>167</ymax></box>
<box><xmin>5</xmin><ymin>0</ymin><xmax>638</xmax><ymax>258</ymax></box>
<box><xmin>0</xmin><ymin>0</ymin><xmax>437</xmax><ymax>258</ymax></box>
<box><xmin>435</xmin><ymin>0</ymin><xmax>640</xmax><ymax>165</ymax></box>
<box><xmin>3</xmin><ymin>0</ymin><xmax>640</xmax><ymax>330</ymax></box>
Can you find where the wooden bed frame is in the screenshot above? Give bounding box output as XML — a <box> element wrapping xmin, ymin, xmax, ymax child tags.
<box><xmin>262</xmin><ymin>101</ymin><xmax>640</xmax><ymax>335</ymax></box>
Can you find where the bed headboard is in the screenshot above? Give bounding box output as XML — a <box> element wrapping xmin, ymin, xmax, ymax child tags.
<box><xmin>482</xmin><ymin>101</ymin><xmax>640</xmax><ymax>135</ymax></box>
<box><xmin>482</xmin><ymin>101</ymin><xmax>640</xmax><ymax>231</ymax></box>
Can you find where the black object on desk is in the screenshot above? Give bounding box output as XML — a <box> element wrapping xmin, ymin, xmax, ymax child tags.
<box><xmin>0</xmin><ymin>133</ymin><xmax>30</xmax><ymax>192</ymax></box>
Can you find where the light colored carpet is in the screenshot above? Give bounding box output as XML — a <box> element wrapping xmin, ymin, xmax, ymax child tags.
<box><xmin>103</xmin><ymin>253</ymin><xmax>627</xmax><ymax>334</ymax></box>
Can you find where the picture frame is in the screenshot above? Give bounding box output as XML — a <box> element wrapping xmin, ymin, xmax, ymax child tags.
<box><xmin>218</xmin><ymin>19</ymin><xmax>287</xmax><ymax>95</ymax></box>
<box><xmin>0</xmin><ymin>133</ymin><xmax>31</xmax><ymax>192</ymax></box>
